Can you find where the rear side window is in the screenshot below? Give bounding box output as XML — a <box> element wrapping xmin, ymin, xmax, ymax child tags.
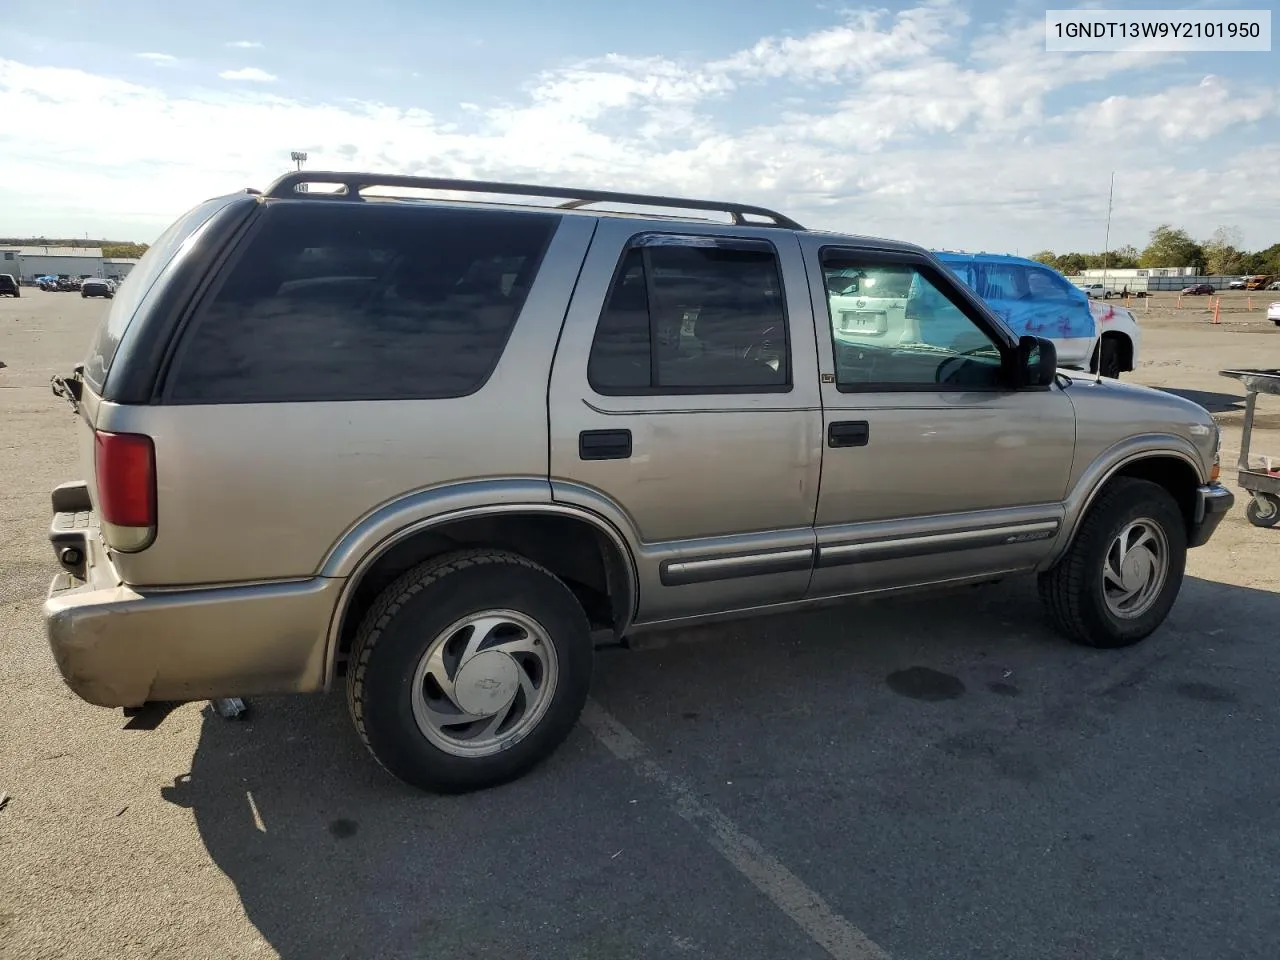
<box><xmin>166</xmin><ymin>202</ymin><xmax>558</xmax><ymax>403</ymax></box>
<box><xmin>84</xmin><ymin>196</ymin><xmax>231</xmax><ymax>393</ymax></box>
<box><xmin>587</xmin><ymin>237</ymin><xmax>790</xmax><ymax>394</ymax></box>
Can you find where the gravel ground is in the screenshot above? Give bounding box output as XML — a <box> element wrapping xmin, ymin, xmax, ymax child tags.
<box><xmin>1</xmin><ymin>288</ymin><xmax>1277</xmax><ymax>960</ymax></box>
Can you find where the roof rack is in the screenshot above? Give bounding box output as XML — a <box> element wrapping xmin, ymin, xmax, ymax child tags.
<box><xmin>261</xmin><ymin>171</ymin><xmax>805</xmax><ymax>230</ymax></box>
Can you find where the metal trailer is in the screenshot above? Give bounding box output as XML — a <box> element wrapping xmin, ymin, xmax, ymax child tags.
<box><xmin>1219</xmin><ymin>368</ymin><xmax>1280</xmax><ymax>528</ymax></box>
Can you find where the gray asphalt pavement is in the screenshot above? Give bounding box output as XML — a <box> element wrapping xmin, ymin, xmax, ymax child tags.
<box><xmin>2</xmin><ymin>290</ymin><xmax>1278</xmax><ymax>960</ymax></box>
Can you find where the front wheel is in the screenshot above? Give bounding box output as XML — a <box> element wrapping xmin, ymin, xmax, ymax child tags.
<box><xmin>1246</xmin><ymin>494</ymin><xmax>1280</xmax><ymax>528</ymax></box>
<box><xmin>1038</xmin><ymin>478</ymin><xmax>1187</xmax><ymax>648</ymax></box>
<box><xmin>1093</xmin><ymin>338</ymin><xmax>1124</xmax><ymax>378</ymax></box>
<box><xmin>347</xmin><ymin>548</ymin><xmax>593</xmax><ymax>793</ymax></box>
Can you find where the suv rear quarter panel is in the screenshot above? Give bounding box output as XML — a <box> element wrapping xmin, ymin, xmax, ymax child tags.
<box><xmin>104</xmin><ymin>210</ymin><xmax>597</xmax><ymax>587</ymax></box>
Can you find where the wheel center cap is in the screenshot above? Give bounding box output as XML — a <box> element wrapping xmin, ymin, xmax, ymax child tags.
<box><xmin>453</xmin><ymin>651</ymin><xmax>520</xmax><ymax>716</ymax></box>
<box><xmin>1121</xmin><ymin>548</ymin><xmax>1152</xmax><ymax>591</ymax></box>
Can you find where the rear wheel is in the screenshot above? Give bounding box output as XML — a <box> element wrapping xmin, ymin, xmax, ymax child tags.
<box><xmin>347</xmin><ymin>548</ymin><xmax>593</xmax><ymax>793</ymax></box>
<box><xmin>1038</xmin><ymin>478</ymin><xmax>1187</xmax><ymax>648</ymax></box>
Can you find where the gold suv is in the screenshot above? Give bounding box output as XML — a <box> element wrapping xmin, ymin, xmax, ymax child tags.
<box><xmin>45</xmin><ymin>172</ymin><xmax>1233</xmax><ymax>792</ymax></box>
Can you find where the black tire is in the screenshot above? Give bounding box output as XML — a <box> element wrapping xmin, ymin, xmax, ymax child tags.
<box><xmin>1245</xmin><ymin>494</ymin><xmax>1280</xmax><ymax>528</ymax></box>
<box><xmin>1038</xmin><ymin>477</ymin><xmax>1187</xmax><ymax>648</ymax></box>
<box><xmin>1098</xmin><ymin>338</ymin><xmax>1123</xmax><ymax>378</ymax></box>
<box><xmin>347</xmin><ymin>548</ymin><xmax>593</xmax><ymax>793</ymax></box>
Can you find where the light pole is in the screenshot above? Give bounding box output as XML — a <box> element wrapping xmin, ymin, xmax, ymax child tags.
<box><xmin>290</xmin><ymin>151</ymin><xmax>308</xmax><ymax>193</ymax></box>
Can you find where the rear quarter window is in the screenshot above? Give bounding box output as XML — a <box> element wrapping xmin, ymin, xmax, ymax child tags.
<box><xmin>164</xmin><ymin>202</ymin><xmax>559</xmax><ymax>403</ymax></box>
<box><xmin>83</xmin><ymin>197</ymin><xmax>235</xmax><ymax>394</ymax></box>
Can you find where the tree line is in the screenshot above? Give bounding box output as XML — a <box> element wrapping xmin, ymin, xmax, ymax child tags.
<box><xmin>0</xmin><ymin>239</ymin><xmax>151</xmax><ymax>259</ymax></box>
<box><xmin>1031</xmin><ymin>225</ymin><xmax>1280</xmax><ymax>277</ymax></box>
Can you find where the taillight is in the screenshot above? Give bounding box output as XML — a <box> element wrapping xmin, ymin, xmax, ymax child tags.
<box><xmin>94</xmin><ymin>431</ymin><xmax>156</xmax><ymax>551</ymax></box>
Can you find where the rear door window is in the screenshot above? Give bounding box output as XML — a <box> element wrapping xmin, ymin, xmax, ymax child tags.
<box><xmin>166</xmin><ymin>202</ymin><xmax>558</xmax><ymax>403</ymax></box>
<box><xmin>587</xmin><ymin>237</ymin><xmax>791</xmax><ymax>394</ymax></box>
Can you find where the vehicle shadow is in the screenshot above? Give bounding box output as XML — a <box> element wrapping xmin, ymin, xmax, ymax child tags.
<box><xmin>1157</xmin><ymin>387</ymin><xmax>1245</xmax><ymax>414</ymax></box>
<box><xmin>165</xmin><ymin>574</ymin><xmax>1280</xmax><ymax>960</ymax></box>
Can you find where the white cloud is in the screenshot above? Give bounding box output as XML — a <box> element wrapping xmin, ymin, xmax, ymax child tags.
<box><xmin>1</xmin><ymin>2</ymin><xmax>1276</xmax><ymax>250</ymax></box>
<box><xmin>219</xmin><ymin>67</ymin><xmax>276</xmax><ymax>82</ymax></box>
<box><xmin>135</xmin><ymin>52</ymin><xmax>176</xmax><ymax>64</ymax></box>
<box><xmin>1081</xmin><ymin>77</ymin><xmax>1277</xmax><ymax>142</ymax></box>
<box><xmin>226</xmin><ymin>41</ymin><xmax>263</xmax><ymax>49</ymax></box>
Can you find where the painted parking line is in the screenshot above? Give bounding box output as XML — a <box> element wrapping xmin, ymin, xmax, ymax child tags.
<box><xmin>581</xmin><ymin>699</ymin><xmax>890</xmax><ymax>960</ymax></box>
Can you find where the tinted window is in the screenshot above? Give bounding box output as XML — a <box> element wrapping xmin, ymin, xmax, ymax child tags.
<box><xmin>973</xmin><ymin>264</ymin><xmax>1025</xmax><ymax>300</ymax></box>
<box><xmin>84</xmin><ymin>196</ymin><xmax>230</xmax><ymax>393</ymax></box>
<box><xmin>823</xmin><ymin>258</ymin><xmax>1003</xmax><ymax>390</ymax></box>
<box><xmin>168</xmin><ymin>202</ymin><xmax>557</xmax><ymax>403</ymax></box>
<box><xmin>1024</xmin><ymin>265</ymin><xmax>1077</xmax><ymax>300</ymax></box>
<box><xmin>588</xmin><ymin>239</ymin><xmax>790</xmax><ymax>393</ymax></box>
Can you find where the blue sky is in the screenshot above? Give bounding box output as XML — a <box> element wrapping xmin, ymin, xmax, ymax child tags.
<box><xmin>1</xmin><ymin>0</ymin><xmax>1276</xmax><ymax>251</ymax></box>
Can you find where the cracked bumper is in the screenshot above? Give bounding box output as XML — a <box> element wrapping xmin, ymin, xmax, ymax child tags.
<box><xmin>44</xmin><ymin>528</ymin><xmax>340</xmax><ymax>708</ymax></box>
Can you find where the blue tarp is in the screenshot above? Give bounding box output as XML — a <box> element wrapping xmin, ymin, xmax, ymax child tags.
<box><xmin>933</xmin><ymin>252</ymin><xmax>1096</xmax><ymax>340</ymax></box>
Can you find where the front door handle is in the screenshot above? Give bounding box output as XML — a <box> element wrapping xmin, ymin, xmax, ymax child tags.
<box><xmin>579</xmin><ymin>429</ymin><xmax>632</xmax><ymax>461</ymax></box>
<box><xmin>828</xmin><ymin>420</ymin><xmax>869</xmax><ymax>448</ymax></box>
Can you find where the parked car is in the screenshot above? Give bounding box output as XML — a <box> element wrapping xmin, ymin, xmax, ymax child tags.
<box><xmin>0</xmin><ymin>273</ymin><xmax>19</xmax><ymax>297</ymax></box>
<box><xmin>1181</xmin><ymin>283</ymin><xmax>1215</xmax><ymax>295</ymax></box>
<box><xmin>43</xmin><ymin>171</ymin><xmax>1234</xmax><ymax>793</ymax></box>
<box><xmin>1269</xmin><ymin>281</ymin><xmax>1280</xmax><ymax>291</ymax></box>
<box><xmin>80</xmin><ymin>278</ymin><xmax>114</xmax><ymax>299</ymax></box>
<box><xmin>933</xmin><ymin>252</ymin><xmax>1140</xmax><ymax>379</ymax></box>
<box><xmin>1267</xmin><ymin>300</ymin><xmax>1280</xmax><ymax>326</ymax></box>
<box><xmin>1080</xmin><ymin>282</ymin><xmax>1117</xmax><ymax>299</ymax></box>
<box><xmin>1228</xmin><ymin>279</ymin><xmax>1248</xmax><ymax>290</ymax></box>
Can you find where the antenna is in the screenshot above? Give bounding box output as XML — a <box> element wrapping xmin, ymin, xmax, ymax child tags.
<box><xmin>1096</xmin><ymin>171</ymin><xmax>1115</xmax><ymax>385</ymax></box>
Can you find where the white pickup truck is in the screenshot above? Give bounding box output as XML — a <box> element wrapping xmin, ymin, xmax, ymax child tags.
<box><xmin>1080</xmin><ymin>282</ymin><xmax>1118</xmax><ymax>299</ymax></box>
<box><xmin>933</xmin><ymin>253</ymin><xmax>1141</xmax><ymax>379</ymax></box>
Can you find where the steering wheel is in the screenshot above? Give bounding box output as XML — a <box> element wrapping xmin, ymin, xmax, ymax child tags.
<box><xmin>935</xmin><ymin>345</ymin><xmax>1000</xmax><ymax>384</ymax></box>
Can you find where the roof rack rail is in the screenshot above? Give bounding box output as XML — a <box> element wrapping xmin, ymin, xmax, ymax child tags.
<box><xmin>261</xmin><ymin>171</ymin><xmax>805</xmax><ymax>230</ymax></box>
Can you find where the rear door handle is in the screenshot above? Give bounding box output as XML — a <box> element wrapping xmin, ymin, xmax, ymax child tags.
<box><xmin>828</xmin><ymin>420</ymin><xmax>869</xmax><ymax>448</ymax></box>
<box><xmin>579</xmin><ymin>429</ymin><xmax>632</xmax><ymax>461</ymax></box>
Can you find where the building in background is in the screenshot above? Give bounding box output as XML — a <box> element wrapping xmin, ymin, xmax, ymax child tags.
<box><xmin>4</xmin><ymin>246</ymin><xmax>105</xmax><ymax>282</ymax></box>
<box><xmin>1078</xmin><ymin>266</ymin><xmax>1201</xmax><ymax>279</ymax></box>
<box><xmin>104</xmin><ymin>258</ymin><xmax>139</xmax><ymax>281</ymax></box>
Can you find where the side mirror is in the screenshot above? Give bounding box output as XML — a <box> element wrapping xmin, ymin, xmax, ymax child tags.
<box><xmin>1016</xmin><ymin>335</ymin><xmax>1057</xmax><ymax>388</ymax></box>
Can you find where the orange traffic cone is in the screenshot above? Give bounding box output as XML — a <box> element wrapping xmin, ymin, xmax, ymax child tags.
<box><xmin>1212</xmin><ymin>298</ymin><xmax>1221</xmax><ymax>324</ymax></box>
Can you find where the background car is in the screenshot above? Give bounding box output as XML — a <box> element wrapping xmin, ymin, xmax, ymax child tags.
<box><xmin>1228</xmin><ymin>279</ymin><xmax>1247</xmax><ymax>290</ymax></box>
<box><xmin>0</xmin><ymin>273</ymin><xmax>20</xmax><ymax>297</ymax></box>
<box><xmin>932</xmin><ymin>252</ymin><xmax>1139</xmax><ymax>378</ymax></box>
<box><xmin>80</xmin><ymin>278</ymin><xmax>114</xmax><ymax>299</ymax></box>
<box><xmin>1181</xmin><ymin>283</ymin><xmax>1215</xmax><ymax>295</ymax></box>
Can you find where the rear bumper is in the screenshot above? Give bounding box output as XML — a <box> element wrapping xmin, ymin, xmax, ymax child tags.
<box><xmin>43</xmin><ymin>483</ymin><xmax>339</xmax><ymax>708</ymax></box>
<box><xmin>1189</xmin><ymin>483</ymin><xmax>1235</xmax><ymax>548</ymax></box>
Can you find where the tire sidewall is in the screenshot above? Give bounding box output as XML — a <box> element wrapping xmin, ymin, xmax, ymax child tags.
<box><xmin>1075</xmin><ymin>487</ymin><xmax>1188</xmax><ymax>646</ymax></box>
<box><xmin>355</xmin><ymin>561</ymin><xmax>593</xmax><ymax>792</ymax></box>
